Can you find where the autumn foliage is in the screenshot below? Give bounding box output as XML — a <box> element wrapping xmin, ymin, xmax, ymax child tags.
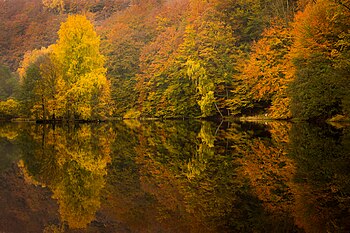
<box><xmin>0</xmin><ymin>0</ymin><xmax>349</xmax><ymax>120</ymax></box>
<box><xmin>18</xmin><ymin>15</ymin><xmax>112</xmax><ymax>121</ymax></box>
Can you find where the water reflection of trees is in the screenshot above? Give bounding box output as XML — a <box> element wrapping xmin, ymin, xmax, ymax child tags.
<box><xmin>0</xmin><ymin>123</ymin><xmax>23</xmax><ymax>172</ymax></box>
<box><xmin>232</xmin><ymin>121</ymin><xmax>299</xmax><ymax>232</ymax></box>
<box><xmin>110</xmin><ymin>120</ymin><xmax>298</xmax><ymax>232</ymax></box>
<box><xmin>107</xmin><ymin>120</ymin><xmax>206</xmax><ymax>232</ymax></box>
<box><xmin>1</xmin><ymin>120</ymin><xmax>349</xmax><ymax>232</ymax></box>
<box><xmin>289</xmin><ymin>123</ymin><xmax>350</xmax><ymax>232</ymax></box>
<box><xmin>18</xmin><ymin>124</ymin><xmax>113</xmax><ymax>230</ymax></box>
<box><xmin>111</xmin><ymin>120</ymin><xmax>350</xmax><ymax>233</ymax></box>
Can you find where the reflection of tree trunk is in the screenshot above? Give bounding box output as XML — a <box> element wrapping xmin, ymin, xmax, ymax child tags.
<box><xmin>226</xmin><ymin>86</ymin><xmax>230</xmax><ymax>116</ymax></box>
<box><xmin>42</xmin><ymin>125</ymin><xmax>46</xmax><ymax>149</ymax></box>
<box><xmin>42</xmin><ymin>96</ymin><xmax>46</xmax><ymax>120</ymax></box>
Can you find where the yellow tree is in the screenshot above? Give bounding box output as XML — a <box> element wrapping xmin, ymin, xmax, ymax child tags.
<box><xmin>53</xmin><ymin>15</ymin><xmax>113</xmax><ymax>120</ymax></box>
<box><xmin>42</xmin><ymin>0</ymin><xmax>65</xmax><ymax>13</ymax></box>
<box><xmin>0</xmin><ymin>98</ymin><xmax>20</xmax><ymax>119</ymax></box>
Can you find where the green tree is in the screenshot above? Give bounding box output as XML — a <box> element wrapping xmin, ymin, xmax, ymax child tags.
<box><xmin>18</xmin><ymin>47</ymin><xmax>65</xmax><ymax>120</ymax></box>
<box><xmin>100</xmin><ymin>1</ymin><xmax>159</xmax><ymax>117</ymax></box>
<box><xmin>136</xmin><ymin>25</ymin><xmax>199</xmax><ymax>118</ymax></box>
<box><xmin>0</xmin><ymin>65</ymin><xmax>19</xmax><ymax>100</ymax></box>
<box><xmin>289</xmin><ymin>0</ymin><xmax>350</xmax><ymax>120</ymax></box>
<box><xmin>178</xmin><ymin>14</ymin><xmax>237</xmax><ymax>117</ymax></box>
<box><xmin>134</xmin><ymin>1</ymin><xmax>239</xmax><ymax>118</ymax></box>
<box><xmin>19</xmin><ymin>58</ymin><xmax>44</xmax><ymax>119</ymax></box>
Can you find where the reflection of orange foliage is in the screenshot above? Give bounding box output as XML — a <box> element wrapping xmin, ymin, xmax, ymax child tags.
<box><xmin>137</xmin><ymin>154</ymin><xmax>184</xmax><ymax>214</ymax></box>
<box><xmin>267</xmin><ymin>121</ymin><xmax>292</xmax><ymax>144</ymax></box>
<box><xmin>136</xmin><ymin>135</ymin><xmax>182</xmax><ymax>210</ymax></box>
<box><xmin>238</xmin><ymin>139</ymin><xmax>296</xmax><ymax>213</ymax></box>
<box><xmin>291</xmin><ymin>182</ymin><xmax>350</xmax><ymax>233</ymax></box>
<box><xmin>292</xmin><ymin>184</ymin><xmax>326</xmax><ymax>233</ymax></box>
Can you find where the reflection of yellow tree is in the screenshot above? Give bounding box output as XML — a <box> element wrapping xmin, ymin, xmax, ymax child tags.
<box><xmin>19</xmin><ymin>124</ymin><xmax>113</xmax><ymax>229</ymax></box>
<box><xmin>53</xmin><ymin>125</ymin><xmax>112</xmax><ymax>228</ymax></box>
<box><xmin>133</xmin><ymin>121</ymin><xmax>260</xmax><ymax>231</ymax></box>
<box><xmin>52</xmin><ymin>162</ymin><xmax>106</xmax><ymax>228</ymax></box>
<box><xmin>131</xmin><ymin>121</ymin><xmax>208</xmax><ymax>232</ymax></box>
<box><xmin>186</xmin><ymin>121</ymin><xmax>215</xmax><ymax>180</ymax></box>
<box><xmin>0</xmin><ymin>123</ymin><xmax>20</xmax><ymax>140</ymax></box>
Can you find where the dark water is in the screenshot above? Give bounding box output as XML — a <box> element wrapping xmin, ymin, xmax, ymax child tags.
<box><xmin>0</xmin><ymin>120</ymin><xmax>349</xmax><ymax>233</ymax></box>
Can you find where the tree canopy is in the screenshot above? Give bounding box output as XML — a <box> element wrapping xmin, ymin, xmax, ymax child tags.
<box><xmin>1</xmin><ymin>0</ymin><xmax>349</xmax><ymax>121</ymax></box>
<box><xmin>18</xmin><ymin>15</ymin><xmax>112</xmax><ymax>121</ymax></box>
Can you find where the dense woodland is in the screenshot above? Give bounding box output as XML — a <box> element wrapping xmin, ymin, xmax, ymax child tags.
<box><xmin>0</xmin><ymin>0</ymin><xmax>349</xmax><ymax>121</ymax></box>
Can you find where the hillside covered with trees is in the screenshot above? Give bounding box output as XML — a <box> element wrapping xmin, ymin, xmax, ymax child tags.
<box><xmin>0</xmin><ymin>0</ymin><xmax>349</xmax><ymax>121</ymax></box>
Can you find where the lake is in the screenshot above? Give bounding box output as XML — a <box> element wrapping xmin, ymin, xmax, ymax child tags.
<box><xmin>0</xmin><ymin>120</ymin><xmax>349</xmax><ymax>233</ymax></box>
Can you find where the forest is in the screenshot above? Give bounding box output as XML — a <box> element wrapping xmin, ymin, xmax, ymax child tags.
<box><xmin>0</xmin><ymin>0</ymin><xmax>349</xmax><ymax>121</ymax></box>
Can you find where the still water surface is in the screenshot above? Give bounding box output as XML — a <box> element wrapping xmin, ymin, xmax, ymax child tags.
<box><xmin>0</xmin><ymin>120</ymin><xmax>349</xmax><ymax>233</ymax></box>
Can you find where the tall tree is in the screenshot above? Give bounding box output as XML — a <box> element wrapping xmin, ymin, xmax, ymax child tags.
<box><xmin>18</xmin><ymin>47</ymin><xmax>65</xmax><ymax>120</ymax></box>
<box><xmin>289</xmin><ymin>0</ymin><xmax>350</xmax><ymax>120</ymax></box>
<box><xmin>230</xmin><ymin>23</ymin><xmax>293</xmax><ymax>119</ymax></box>
<box><xmin>135</xmin><ymin>15</ymin><xmax>199</xmax><ymax>118</ymax></box>
<box><xmin>0</xmin><ymin>65</ymin><xmax>19</xmax><ymax>100</ymax></box>
<box><xmin>179</xmin><ymin>11</ymin><xmax>237</xmax><ymax>117</ymax></box>
<box><xmin>100</xmin><ymin>0</ymin><xmax>161</xmax><ymax>117</ymax></box>
<box><xmin>137</xmin><ymin>2</ymin><xmax>238</xmax><ymax>118</ymax></box>
<box><xmin>52</xmin><ymin>14</ymin><xmax>113</xmax><ymax>120</ymax></box>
